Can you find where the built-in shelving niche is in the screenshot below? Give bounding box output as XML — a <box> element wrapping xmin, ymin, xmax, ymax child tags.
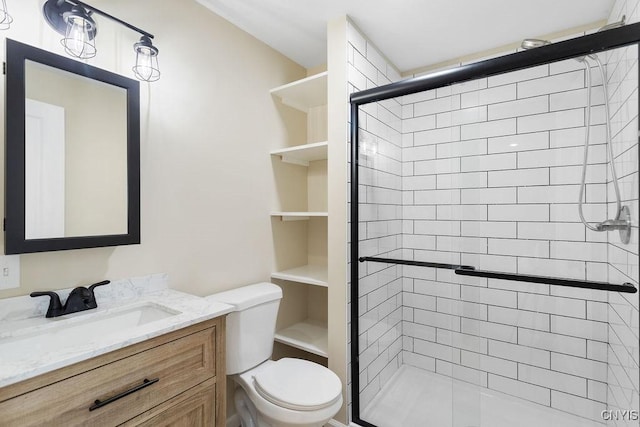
<box><xmin>270</xmin><ymin>71</ymin><xmax>329</xmax><ymax>363</ymax></box>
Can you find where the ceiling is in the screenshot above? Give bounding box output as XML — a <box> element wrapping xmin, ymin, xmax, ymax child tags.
<box><xmin>195</xmin><ymin>0</ymin><xmax>615</xmax><ymax>72</ymax></box>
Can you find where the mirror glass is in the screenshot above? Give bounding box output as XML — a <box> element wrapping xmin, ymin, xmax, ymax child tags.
<box><xmin>24</xmin><ymin>61</ymin><xmax>128</xmax><ymax>239</ymax></box>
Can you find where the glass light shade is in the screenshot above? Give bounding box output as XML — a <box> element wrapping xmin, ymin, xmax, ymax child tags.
<box><xmin>133</xmin><ymin>36</ymin><xmax>160</xmax><ymax>82</ymax></box>
<box><xmin>0</xmin><ymin>0</ymin><xmax>13</xmax><ymax>30</ymax></box>
<box><xmin>61</xmin><ymin>7</ymin><xmax>97</xmax><ymax>59</ymax></box>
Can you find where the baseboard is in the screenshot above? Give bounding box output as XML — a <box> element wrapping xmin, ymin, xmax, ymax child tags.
<box><xmin>327</xmin><ymin>419</ymin><xmax>349</xmax><ymax>427</ymax></box>
<box><xmin>226</xmin><ymin>414</ymin><xmax>240</xmax><ymax>427</ymax></box>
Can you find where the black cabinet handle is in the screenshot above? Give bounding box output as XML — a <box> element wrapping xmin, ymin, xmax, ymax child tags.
<box><xmin>89</xmin><ymin>378</ymin><xmax>159</xmax><ymax>411</ymax></box>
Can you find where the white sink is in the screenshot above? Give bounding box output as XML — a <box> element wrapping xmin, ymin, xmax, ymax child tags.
<box><xmin>0</xmin><ymin>303</ymin><xmax>180</xmax><ymax>362</ymax></box>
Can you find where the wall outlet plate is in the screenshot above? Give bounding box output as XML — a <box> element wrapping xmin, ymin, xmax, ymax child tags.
<box><xmin>0</xmin><ymin>255</ymin><xmax>20</xmax><ymax>289</ymax></box>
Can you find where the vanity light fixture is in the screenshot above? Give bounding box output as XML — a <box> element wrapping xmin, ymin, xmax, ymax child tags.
<box><xmin>0</xmin><ymin>0</ymin><xmax>13</xmax><ymax>30</ymax></box>
<box><xmin>42</xmin><ymin>0</ymin><xmax>160</xmax><ymax>81</ymax></box>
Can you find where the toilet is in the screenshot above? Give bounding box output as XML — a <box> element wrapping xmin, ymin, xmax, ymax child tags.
<box><xmin>206</xmin><ymin>283</ymin><xmax>342</xmax><ymax>427</ymax></box>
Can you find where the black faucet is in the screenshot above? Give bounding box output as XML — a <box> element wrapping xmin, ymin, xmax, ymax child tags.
<box><xmin>30</xmin><ymin>280</ymin><xmax>111</xmax><ymax>318</ymax></box>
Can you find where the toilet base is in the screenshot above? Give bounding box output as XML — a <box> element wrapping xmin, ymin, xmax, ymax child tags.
<box><xmin>233</xmin><ymin>385</ymin><xmax>331</xmax><ymax>427</ymax></box>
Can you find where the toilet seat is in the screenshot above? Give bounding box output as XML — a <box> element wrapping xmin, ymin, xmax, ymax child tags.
<box><xmin>252</xmin><ymin>358</ymin><xmax>342</xmax><ymax>411</ymax></box>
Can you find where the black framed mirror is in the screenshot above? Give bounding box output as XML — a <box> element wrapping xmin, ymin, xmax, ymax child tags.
<box><xmin>5</xmin><ymin>39</ymin><xmax>140</xmax><ymax>254</ymax></box>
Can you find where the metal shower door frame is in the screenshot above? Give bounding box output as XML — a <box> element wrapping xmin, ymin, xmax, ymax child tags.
<box><xmin>349</xmin><ymin>22</ymin><xmax>640</xmax><ymax>427</ymax></box>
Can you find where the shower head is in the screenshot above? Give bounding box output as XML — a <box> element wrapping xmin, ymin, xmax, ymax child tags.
<box><xmin>598</xmin><ymin>15</ymin><xmax>626</xmax><ymax>32</ymax></box>
<box><xmin>520</xmin><ymin>38</ymin><xmax>550</xmax><ymax>50</ymax></box>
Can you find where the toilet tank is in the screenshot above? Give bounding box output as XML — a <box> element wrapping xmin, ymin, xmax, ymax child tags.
<box><xmin>206</xmin><ymin>283</ymin><xmax>282</xmax><ymax>375</ymax></box>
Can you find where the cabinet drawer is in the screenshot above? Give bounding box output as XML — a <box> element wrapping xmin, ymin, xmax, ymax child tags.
<box><xmin>0</xmin><ymin>327</ymin><xmax>216</xmax><ymax>427</ymax></box>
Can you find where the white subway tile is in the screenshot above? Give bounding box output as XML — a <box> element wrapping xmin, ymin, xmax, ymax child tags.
<box><xmin>353</xmin><ymin>50</ymin><xmax>378</xmax><ymax>83</ymax></box>
<box><xmin>413</xmin><ymin>279</ymin><xmax>460</xmax><ymax>299</ymax></box>
<box><xmin>519</xmin><ymin>364</ymin><xmax>586</xmax><ymax>396</ymax></box>
<box><xmin>403</xmin><ymin>205</ymin><xmax>436</xmax><ymax>220</ymax></box>
<box><xmin>404</xmin><ymin>144</ymin><xmax>436</xmax><ymax>162</ymax></box>
<box><xmin>518</xmin><ymin>145</ymin><xmax>606</xmax><ymax>168</ymax></box>
<box><xmin>488</xmin><ymin>168</ymin><xmax>550</xmax><ymax>187</ymax></box>
<box><xmin>517</xmin><ymin>222</ymin><xmax>585</xmax><ymax>241</ymax></box>
<box><xmin>414</xmin><ymin>158</ymin><xmax>460</xmax><ymax>175</ymax></box>
<box><xmin>550</xmin><ymin>241</ymin><xmax>608</xmax><ymax>262</ymax></box>
<box><xmin>488</xmin><ymin>95</ymin><xmax>549</xmax><ymax>120</ymax></box>
<box><xmin>414</xmin><ymin>309</ymin><xmax>461</xmax><ymax>332</ymax></box>
<box><xmin>462</xmin><ymin>221</ymin><xmax>516</xmax><ymax>238</ymax></box>
<box><xmin>587</xmin><ymin>380</ymin><xmax>607</xmax><ymax>403</ymax></box>
<box><xmin>414</xmin><ymin>126</ymin><xmax>461</xmax><ymax>145</ymax></box>
<box><xmin>488</xmin><ymin>239</ymin><xmax>549</xmax><ymax>258</ymax></box>
<box><xmin>449</xmin><ymin>78</ymin><xmax>488</xmax><ymax>95</ymax></box>
<box><xmin>436</xmin><ymin>236</ymin><xmax>487</xmax><ymax>253</ymax></box>
<box><xmin>586</xmin><ymin>301</ymin><xmax>608</xmax><ymax>322</ymax></box>
<box><xmin>518</xmin><ymin>328</ymin><xmax>586</xmax><ymax>357</ymax></box>
<box><xmin>436</xmin><ymin>171</ymin><xmax>488</xmax><ymax>189</ymax></box>
<box><xmin>461</xmin><ymin>286</ymin><xmax>517</xmax><ymax>308</ymax></box>
<box><xmin>586</xmin><ymin>340</ymin><xmax>608</xmax><ymax>362</ymax></box>
<box><xmin>461</xmin><ymin>318</ymin><xmax>517</xmax><ymax>343</ymax></box>
<box><xmin>487</xmin><ymin>204</ymin><xmax>549</xmax><ymax>222</ymax></box>
<box><xmin>549</xmin><ymin>164</ymin><xmax>607</xmax><ymax>185</ymax></box>
<box><xmin>518</xmin><ymin>293</ymin><xmax>586</xmax><ymax>318</ymax></box>
<box><xmin>549</xmin><ymin>125</ymin><xmax>606</xmax><ymax>148</ymax></box>
<box><xmin>461</xmin><ymin>351</ymin><xmax>518</xmax><ymax>378</ymax></box>
<box><xmin>488</xmin><ymin>132</ymin><xmax>549</xmax><ymax>153</ymax></box>
<box><xmin>437</xmin><ymin>330</ymin><xmax>488</xmax><ymax>354</ymax></box>
<box><xmin>517</xmin><ymin>70</ymin><xmax>584</xmax><ymax>98</ymax></box>
<box><xmin>403</xmin><ymin>351</ymin><xmax>436</xmax><ymax>371</ymax></box>
<box><xmin>461</xmin><ymin>188</ymin><xmax>517</xmax><ymax>205</ymax></box>
<box><xmin>461</xmin><ymin>118</ymin><xmax>517</xmax><ymax>139</ymax></box>
<box><xmin>488</xmin><ymin>278</ymin><xmax>550</xmax><ymax>295</ymax></box>
<box><xmin>437</xmin><ymin>205</ymin><xmax>488</xmax><ymax>221</ymax></box>
<box><xmin>549</xmin><ymin>203</ymin><xmax>607</xmax><ymax>223</ymax></box>
<box><xmin>403</xmin><ymin>234</ymin><xmax>437</xmax><ymax>250</ymax></box>
<box><xmin>461</xmin><ymin>84</ymin><xmax>517</xmax><ymax>108</ymax></box>
<box><xmin>414</xmin><ymin>189</ymin><xmax>461</xmax><ymax>206</ymax></box>
<box><xmin>550</xmin><ymin>87</ymin><xmax>605</xmax><ymax>111</ymax></box>
<box><xmin>550</xmin><ymin>316</ymin><xmax>608</xmax><ymax>342</ymax></box>
<box><xmin>366</xmin><ymin>44</ymin><xmax>388</xmax><ymax>73</ymax></box>
<box><xmin>414</xmin><ymin>339</ymin><xmax>460</xmax><ymax>363</ymax></box>
<box><xmin>550</xmin><ymin>390</ymin><xmax>606</xmax><ymax>421</ymax></box>
<box><xmin>517</xmin><ymin>109</ymin><xmax>585</xmax><ymax>133</ymax></box>
<box><xmin>451</xmin><ymin>365</ymin><xmax>488</xmax><ymax>388</ymax></box>
<box><xmin>437</xmin><ymin>106</ymin><xmax>488</xmax><ymax>128</ymax></box>
<box><xmin>404</xmin><ymin>320</ymin><xmax>437</xmax><ymax>340</ymax></box>
<box><xmin>488</xmin><ymin>374</ymin><xmax>551</xmax><ymax>406</ymax></box>
<box><xmin>436</xmin><ymin>138</ymin><xmax>487</xmax><ymax>158</ymax></box>
<box><xmin>414</xmin><ymin>95</ymin><xmax>461</xmax><ymax>117</ymax></box>
<box><xmin>488</xmin><ymin>340</ymin><xmax>550</xmax><ymax>368</ymax></box>
<box><xmin>403</xmin><ymin>175</ymin><xmax>437</xmax><ymax>191</ymax></box>
<box><xmin>402</xmin><ymin>104</ymin><xmax>414</xmax><ymax>119</ymax></box>
<box><xmin>402</xmin><ymin>89</ymin><xmax>436</xmax><ymax>105</ymax></box>
<box><xmin>436</xmin><ymin>297</ymin><xmax>488</xmax><ymax>321</ymax></box>
<box><xmin>551</xmin><ymin>353</ymin><xmax>607</xmax><ymax>382</ymax></box>
<box><xmin>461</xmin><ymin>253</ymin><xmax>518</xmax><ymax>273</ymax></box>
<box><xmin>518</xmin><ymin>185</ymin><xmax>580</xmax><ymax>204</ymax></box>
<box><xmin>404</xmin><ymin>115</ymin><xmax>437</xmax><ymax>133</ymax></box>
<box><xmin>460</xmin><ymin>153</ymin><xmax>517</xmax><ymax>172</ymax></box>
<box><xmin>488</xmin><ymin>65</ymin><xmax>549</xmax><ymax>87</ymax></box>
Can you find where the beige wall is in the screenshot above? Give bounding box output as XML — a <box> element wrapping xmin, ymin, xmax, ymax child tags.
<box><xmin>25</xmin><ymin>62</ymin><xmax>128</xmax><ymax>237</ymax></box>
<box><xmin>0</xmin><ymin>0</ymin><xmax>307</xmax><ymax>298</ymax></box>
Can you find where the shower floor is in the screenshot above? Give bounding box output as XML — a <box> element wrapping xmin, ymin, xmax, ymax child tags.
<box><xmin>360</xmin><ymin>365</ymin><xmax>602</xmax><ymax>427</ymax></box>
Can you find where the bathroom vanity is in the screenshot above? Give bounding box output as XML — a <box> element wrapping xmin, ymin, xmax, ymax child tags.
<box><xmin>0</xmin><ymin>276</ymin><xmax>232</xmax><ymax>427</ymax></box>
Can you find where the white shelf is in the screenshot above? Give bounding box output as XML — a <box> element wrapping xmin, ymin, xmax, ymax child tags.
<box><xmin>270</xmin><ymin>141</ymin><xmax>328</xmax><ymax>166</ymax></box>
<box><xmin>275</xmin><ymin>319</ymin><xmax>328</xmax><ymax>358</ymax></box>
<box><xmin>271</xmin><ymin>212</ymin><xmax>328</xmax><ymax>221</ymax></box>
<box><xmin>271</xmin><ymin>265</ymin><xmax>328</xmax><ymax>287</ymax></box>
<box><xmin>270</xmin><ymin>72</ymin><xmax>328</xmax><ymax>113</ymax></box>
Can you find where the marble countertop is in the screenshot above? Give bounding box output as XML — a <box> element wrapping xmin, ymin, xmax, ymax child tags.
<box><xmin>0</xmin><ymin>274</ymin><xmax>233</xmax><ymax>388</ymax></box>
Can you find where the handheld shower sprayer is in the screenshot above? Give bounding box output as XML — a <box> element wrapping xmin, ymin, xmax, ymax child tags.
<box><xmin>520</xmin><ymin>17</ymin><xmax>631</xmax><ymax>244</ymax></box>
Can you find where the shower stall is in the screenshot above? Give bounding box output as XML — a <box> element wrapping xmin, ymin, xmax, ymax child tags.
<box><xmin>350</xmin><ymin>22</ymin><xmax>640</xmax><ymax>427</ymax></box>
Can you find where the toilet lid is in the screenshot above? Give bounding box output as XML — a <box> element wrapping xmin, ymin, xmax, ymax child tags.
<box><xmin>253</xmin><ymin>358</ymin><xmax>341</xmax><ymax>411</ymax></box>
